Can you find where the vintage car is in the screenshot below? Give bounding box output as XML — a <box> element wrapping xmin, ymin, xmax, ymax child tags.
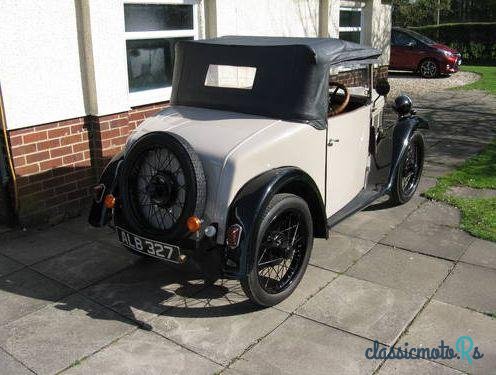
<box><xmin>89</xmin><ymin>36</ymin><xmax>428</xmax><ymax>307</ymax></box>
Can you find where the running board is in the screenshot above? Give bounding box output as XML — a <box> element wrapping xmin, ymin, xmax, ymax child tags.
<box><xmin>327</xmin><ymin>188</ymin><xmax>385</xmax><ymax>228</ymax></box>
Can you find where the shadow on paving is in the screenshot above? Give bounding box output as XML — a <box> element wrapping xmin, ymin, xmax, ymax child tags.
<box><xmin>0</xmin><ymin>225</ymin><xmax>259</xmax><ymax>334</ymax></box>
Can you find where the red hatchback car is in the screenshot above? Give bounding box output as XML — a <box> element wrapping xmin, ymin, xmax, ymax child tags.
<box><xmin>390</xmin><ymin>27</ymin><xmax>462</xmax><ymax>78</ymax></box>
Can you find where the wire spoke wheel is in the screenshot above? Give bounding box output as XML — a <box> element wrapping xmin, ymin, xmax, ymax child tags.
<box><xmin>390</xmin><ymin>132</ymin><xmax>425</xmax><ymax>206</ymax></box>
<box><xmin>119</xmin><ymin>132</ymin><xmax>206</xmax><ymax>239</ymax></box>
<box><xmin>256</xmin><ymin>210</ymin><xmax>308</xmax><ymax>294</ymax></box>
<box><xmin>129</xmin><ymin>146</ymin><xmax>187</xmax><ymax>231</ymax></box>
<box><xmin>400</xmin><ymin>142</ymin><xmax>421</xmax><ymax>197</ymax></box>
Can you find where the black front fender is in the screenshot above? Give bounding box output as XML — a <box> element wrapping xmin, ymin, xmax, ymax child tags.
<box><xmin>88</xmin><ymin>151</ymin><xmax>124</xmax><ymax>227</ymax></box>
<box><xmin>224</xmin><ymin>167</ymin><xmax>326</xmax><ymax>278</ymax></box>
<box><xmin>386</xmin><ymin>115</ymin><xmax>428</xmax><ymax>191</ymax></box>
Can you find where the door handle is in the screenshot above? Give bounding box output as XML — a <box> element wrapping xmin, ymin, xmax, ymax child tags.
<box><xmin>327</xmin><ymin>139</ymin><xmax>340</xmax><ymax>146</ymax></box>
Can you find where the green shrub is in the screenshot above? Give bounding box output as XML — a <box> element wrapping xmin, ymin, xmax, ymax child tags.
<box><xmin>409</xmin><ymin>22</ymin><xmax>496</xmax><ymax>65</ymax></box>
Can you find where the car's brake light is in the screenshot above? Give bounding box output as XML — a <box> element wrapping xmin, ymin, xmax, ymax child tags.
<box><xmin>226</xmin><ymin>224</ymin><xmax>242</xmax><ymax>248</ymax></box>
<box><xmin>93</xmin><ymin>184</ymin><xmax>105</xmax><ymax>203</ymax></box>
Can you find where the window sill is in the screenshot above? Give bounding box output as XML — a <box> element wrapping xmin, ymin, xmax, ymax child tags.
<box><xmin>129</xmin><ymin>87</ymin><xmax>172</xmax><ymax>107</ymax></box>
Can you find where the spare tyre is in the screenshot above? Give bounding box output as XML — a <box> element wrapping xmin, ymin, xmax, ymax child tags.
<box><xmin>119</xmin><ymin>131</ymin><xmax>206</xmax><ymax>239</ymax></box>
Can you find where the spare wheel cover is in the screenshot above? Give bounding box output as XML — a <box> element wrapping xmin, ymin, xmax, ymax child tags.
<box><xmin>120</xmin><ymin>131</ymin><xmax>206</xmax><ymax>239</ymax></box>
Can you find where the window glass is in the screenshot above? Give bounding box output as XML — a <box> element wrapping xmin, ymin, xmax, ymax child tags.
<box><xmin>339</xmin><ymin>9</ymin><xmax>361</xmax><ymax>28</ymax></box>
<box><xmin>339</xmin><ymin>31</ymin><xmax>361</xmax><ymax>44</ymax></box>
<box><xmin>393</xmin><ymin>32</ymin><xmax>418</xmax><ymax>47</ymax></box>
<box><xmin>124</xmin><ymin>4</ymin><xmax>193</xmax><ymax>32</ymax></box>
<box><xmin>204</xmin><ymin>65</ymin><xmax>257</xmax><ymax>90</ymax></box>
<box><xmin>126</xmin><ymin>37</ymin><xmax>192</xmax><ymax>92</ymax></box>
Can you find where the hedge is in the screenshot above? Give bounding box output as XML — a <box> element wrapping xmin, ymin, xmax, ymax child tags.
<box><xmin>409</xmin><ymin>22</ymin><xmax>496</xmax><ymax>65</ymax></box>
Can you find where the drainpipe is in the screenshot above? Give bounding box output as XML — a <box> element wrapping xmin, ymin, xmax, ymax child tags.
<box><xmin>318</xmin><ymin>0</ymin><xmax>330</xmax><ymax>37</ymax></box>
<box><xmin>0</xmin><ymin>83</ymin><xmax>19</xmax><ymax>225</ymax></box>
<box><xmin>204</xmin><ymin>0</ymin><xmax>217</xmax><ymax>38</ymax></box>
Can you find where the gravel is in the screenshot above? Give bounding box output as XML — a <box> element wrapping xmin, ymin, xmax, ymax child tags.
<box><xmin>387</xmin><ymin>70</ymin><xmax>480</xmax><ymax>99</ymax></box>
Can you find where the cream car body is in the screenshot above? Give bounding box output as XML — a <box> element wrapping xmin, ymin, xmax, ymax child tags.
<box><xmin>127</xmin><ymin>105</ymin><xmax>327</xmax><ymax>243</ymax></box>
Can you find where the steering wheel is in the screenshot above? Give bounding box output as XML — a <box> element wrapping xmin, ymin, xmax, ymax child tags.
<box><xmin>328</xmin><ymin>81</ymin><xmax>350</xmax><ymax>116</ymax></box>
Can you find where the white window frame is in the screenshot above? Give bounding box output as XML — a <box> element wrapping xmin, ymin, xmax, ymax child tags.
<box><xmin>338</xmin><ymin>6</ymin><xmax>364</xmax><ymax>44</ymax></box>
<box><xmin>124</xmin><ymin>0</ymin><xmax>199</xmax><ymax>107</ymax></box>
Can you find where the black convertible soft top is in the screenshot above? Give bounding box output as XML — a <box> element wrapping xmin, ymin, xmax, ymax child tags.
<box><xmin>171</xmin><ymin>36</ymin><xmax>381</xmax><ymax>129</ymax></box>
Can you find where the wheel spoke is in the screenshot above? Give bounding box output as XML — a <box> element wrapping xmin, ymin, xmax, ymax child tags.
<box><xmin>256</xmin><ymin>209</ymin><xmax>308</xmax><ymax>294</ymax></box>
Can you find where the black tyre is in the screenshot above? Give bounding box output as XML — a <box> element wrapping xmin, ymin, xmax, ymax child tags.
<box><xmin>241</xmin><ymin>193</ymin><xmax>313</xmax><ymax>307</ymax></box>
<box><xmin>390</xmin><ymin>132</ymin><xmax>425</xmax><ymax>205</ymax></box>
<box><xmin>419</xmin><ymin>59</ymin><xmax>439</xmax><ymax>78</ymax></box>
<box><xmin>119</xmin><ymin>132</ymin><xmax>206</xmax><ymax>239</ymax></box>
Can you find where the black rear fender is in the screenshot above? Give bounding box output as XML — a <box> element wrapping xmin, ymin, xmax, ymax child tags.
<box><xmin>224</xmin><ymin>167</ymin><xmax>326</xmax><ymax>277</ymax></box>
<box><xmin>88</xmin><ymin>151</ymin><xmax>124</xmax><ymax>227</ymax></box>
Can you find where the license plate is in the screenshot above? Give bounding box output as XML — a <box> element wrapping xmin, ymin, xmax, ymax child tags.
<box><xmin>117</xmin><ymin>227</ymin><xmax>181</xmax><ymax>263</ymax></box>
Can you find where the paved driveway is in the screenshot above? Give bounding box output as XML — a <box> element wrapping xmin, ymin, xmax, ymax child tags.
<box><xmin>0</xmin><ymin>90</ymin><xmax>495</xmax><ymax>375</ymax></box>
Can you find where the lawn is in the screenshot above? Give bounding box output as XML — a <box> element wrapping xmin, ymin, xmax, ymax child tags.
<box><xmin>424</xmin><ymin>141</ymin><xmax>496</xmax><ymax>242</ymax></box>
<box><xmin>455</xmin><ymin>65</ymin><xmax>496</xmax><ymax>94</ymax></box>
<box><xmin>427</xmin><ymin>65</ymin><xmax>496</xmax><ymax>242</ymax></box>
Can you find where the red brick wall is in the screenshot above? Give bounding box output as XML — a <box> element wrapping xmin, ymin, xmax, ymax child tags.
<box><xmin>330</xmin><ymin>65</ymin><xmax>389</xmax><ymax>87</ymax></box>
<box><xmin>7</xmin><ymin>101</ymin><xmax>168</xmax><ymax>226</ymax></box>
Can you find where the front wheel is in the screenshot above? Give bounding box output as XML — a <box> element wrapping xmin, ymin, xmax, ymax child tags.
<box><xmin>241</xmin><ymin>194</ymin><xmax>313</xmax><ymax>307</ymax></box>
<box><xmin>419</xmin><ymin>59</ymin><xmax>439</xmax><ymax>78</ymax></box>
<box><xmin>390</xmin><ymin>132</ymin><xmax>425</xmax><ymax>205</ymax></box>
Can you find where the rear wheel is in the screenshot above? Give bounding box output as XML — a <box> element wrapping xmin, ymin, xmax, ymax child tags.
<box><xmin>390</xmin><ymin>132</ymin><xmax>425</xmax><ymax>205</ymax></box>
<box><xmin>119</xmin><ymin>132</ymin><xmax>206</xmax><ymax>240</ymax></box>
<box><xmin>419</xmin><ymin>59</ymin><xmax>439</xmax><ymax>78</ymax></box>
<box><xmin>241</xmin><ymin>194</ymin><xmax>313</xmax><ymax>307</ymax></box>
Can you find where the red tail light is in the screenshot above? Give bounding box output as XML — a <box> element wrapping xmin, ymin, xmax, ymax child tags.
<box><xmin>226</xmin><ymin>224</ymin><xmax>242</xmax><ymax>248</ymax></box>
<box><xmin>93</xmin><ymin>184</ymin><xmax>105</xmax><ymax>203</ymax></box>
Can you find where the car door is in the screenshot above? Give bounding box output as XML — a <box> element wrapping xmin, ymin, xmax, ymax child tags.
<box><xmin>390</xmin><ymin>31</ymin><xmax>420</xmax><ymax>70</ymax></box>
<box><xmin>326</xmin><ymin>104</ymin><xmax>371</xmax><ymax>216</ymax></box>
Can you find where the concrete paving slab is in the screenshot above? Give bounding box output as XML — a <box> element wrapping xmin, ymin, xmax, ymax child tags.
<box><xmin>378</xmin><ymin>358</ymin><xmax>464</xmax><ymax>374</ymax></box>
<box><xmin>297</xmin><ymin>275</ymin><xmax>426</xmax><ymax>345</ymax></box>
<box><xmin>227</xmin><ymin>315</ymin><xmax>383</xmax><ymax>375</ymax></box>
<box><xmin>150</xmin><ymin>290</ymin><xmax>288</xmax><ymax>366</ymax></box>
<box><xmin>0</xmin><ymin>254</ymin><xmax>24</xmax><ymax>277</ymax></box>
<box><xmin>332</xmin><ymin>213</ymin><xmax>396</xmax><ymax>242</ymax></box>
<box><xmin>460</xmin><ymin>239</ymin><xmax>496</xmax><ymax>270</ymax></box>
<box><xmin>64</xmin><ymin>329</ymin><xmax>222</xmax><ymax>375</ymax></box>
<box><xmin>346</xmin><ymin>244</ymin><xmax>453</xmax><ymax>297</ymax></box>
<box><xmin>402</xmin><ymin>300</ymin><xmax>496</xmax><ymax>374</ymax></box>
<box><xmin>381</xmin><ymin>221</ymin><xmax>474</xmax><ymax>261</ymax></box>
<box><xmin>275</xmin><ymin>265</ymin><xmax>337</xmax><ymax>313</ymax></box>
<box><xmin>0</xmin><ymin>228</ymin><xmax>92</xmax><ymax>265</ymax></box>
<box><xmin>82</xmin><ymin>261</ymin><xmax>204</xmax><ymax>325</ymax></box>
<box><xmin>423</xmin><ymin>162</ymin><xmax>454</xmax><ymax>178</ymax></box>
<box><xmin>0</xmin><ymin>349</ymin><xmax>33</xmax><ymax>375</ymax></box>
<box><xmin>363</xmin><ymin>196</ymin><xmax>425</xmax><ymax>226</ymax></box>
<box><xmin>448</xmin><ymin>186</ymin><xmax>496</xmax><ymax>199</ymax></box>
<box><xmin>415</xmin><ymin>176</ymin><xmax>438</xmax><ymax>196</ymax></box>
<box><xmin>55</xmin><ymin>217</ymin><xmax>120</xmax><ymax>247</ymax></box>
<box><xmin>32</xmin><ymin>241</ymin><xmax>139</xmax><ymax>290</ymax></box>
<box><xmin>0</xmin><ymin>268</ymin><xmax>72</xmax><ymax>326</ymax></box>
<box><xmin>406</xmin><ymin>201</ymin><xmax>460</xmax><ymax>228</ymax></box>
<box><xmin>310</xmin><ymin>233</ymin><xmax>375</xmax><ymax>273</ymax></box>
<box><xmin>434</xmin><ymin>262</ymin><xmax>496</xmax><ymax>314</ymax></box>
<box><xmin>0</xmin><ymin>293</ymin><xmax>135</xmax><ymax>375</ymax></box>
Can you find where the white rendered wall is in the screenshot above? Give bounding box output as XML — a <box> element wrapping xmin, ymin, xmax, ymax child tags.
<box><xmin>0</xmin><ymin>1</ymin><xmax>87</xmax><ymax>130</ymax></box>
<box><xmin>215</xmin><ymin>0</ymin><xmax>319</xmax><ymax>37</ymax></box>
<box><xmin>81</xmin><ymin>0</ymin><xmax>130</xmax><ymax>117</ymax></box>
<box><xmin>362</xmin><ymin>0</ymin><xmax>392</xmax><ymax>66</ymax></box>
